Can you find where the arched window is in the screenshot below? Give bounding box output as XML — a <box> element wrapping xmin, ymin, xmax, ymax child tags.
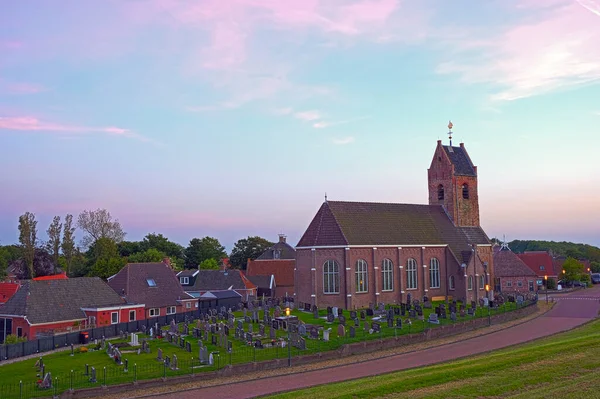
<box><xmin>430</xmin><ymin>258</ymin><xmax>440</xmax><ymax>288</ymax></box>
<box><xmin>462</xmin><ymin>183</ymin><xmax>469</xmax><ymax>199</ymax></box>
<box><xmin>406</xmin><ymin>258</ymin><xmax>417</xmax><ymax>289</ymax></box>
<box><xmin>479</xmin><ymin>275</ymin><xmax>485</xmax><ymax>290</ymax></box>
<box><xmin>437</xmin><ymin>184</ymin><xmax>444</xmax><ymax>200</ymax></box>
<box><xmin>323</xmin><ymin>260</ymin><xmax>340</xmax><ymax>294</ymax></box>
<box><xmin>382</xmin><ymin>259</ymin><xmax>393</xmax><ymax>291</ymax></box>
<box><xmin>355</xmin><ymin>259</ymin><xmax>368</xmax><ymax>293</ymax></box>
<box><xmin>449</xmin><ymin>276</ymin><xmax>455</xmax><ymax>290</ymax></box>
<box><xmin>468</xmin><ymin>275</ymin><xmax>473</xmax><ymax>290</ymax></box>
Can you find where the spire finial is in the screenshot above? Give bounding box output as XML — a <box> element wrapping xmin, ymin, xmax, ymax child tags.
<box><xmin>448</xmin><ymin>120</ymin><xmax>453</xmax><ymax>146</ymax></box>
<box><xmin>325</xmin><ymin>192</ymin><xmax>328</xmax><ymax>202</ymax></box>
<box><xmin>500</xmin><ymin>234</ymin><xmax>510</xmax><ymax>250</ymax></box>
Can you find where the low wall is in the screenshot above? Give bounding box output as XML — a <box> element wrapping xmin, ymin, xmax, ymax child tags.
<box><xmin>62</xmin><ymin>304</ymin><xmax>538</xmax><ymax>399</ymax></box>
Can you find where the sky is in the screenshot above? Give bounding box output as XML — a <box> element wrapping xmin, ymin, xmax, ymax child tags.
<box><xmin>1</xmin><ymin>0</ymin><xmax>600</xmax><ymax>251</ymax></box>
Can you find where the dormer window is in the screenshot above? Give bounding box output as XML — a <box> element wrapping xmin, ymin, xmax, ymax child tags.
<box><xmin>146</xmin><ymin>278</ymin><xmax>156</xmax><ymax>287</ymax></box>
<box><xmin>540</xmin><ymin>265</ymin><xmax>545</xmax><ymax>271</ymax></box>
<box><xmin>274</xmin><ymin>250</ymin><xmax>281</xmax><ymax>259</ymax></box>
<box><xmin>462</xmin><ymin>183</ymin><xmax>469</xmax><ymax>199</ymax></box>
<box><xmin>437</xmin><ymin>184</ymin><xmax>444</xmax><ymax>200</ymax></box>
<box><xmin>180</xmin><ymin>276</ymin><xmax>189</xmax><ymax>285</ymax></box>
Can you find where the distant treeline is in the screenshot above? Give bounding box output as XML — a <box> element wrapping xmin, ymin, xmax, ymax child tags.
<box><xmin>492</xmin><ymin>238</ymin><xmax>600</xmax><ymax>264</ymax></box>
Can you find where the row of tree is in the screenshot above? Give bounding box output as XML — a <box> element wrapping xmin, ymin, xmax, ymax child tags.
<box><xmin>1</xmin><ymin>209</ymin><xmax>276</xmax><ymax>280</ymax></box>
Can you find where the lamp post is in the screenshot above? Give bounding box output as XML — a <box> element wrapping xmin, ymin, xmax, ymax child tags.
<box><xmin>285</xmin><ymin>307</ymin><xmax>291</xmax><ymax>367</ymax></box>
<box><xmin>544</xmin><ymin>275</ymin><xmax>548</xmax><ymax>304</ymax></box>
<box><xmin>485</xmin><ymin>284</ymin><xmax>491</xmax><ymax>325</ymax></box>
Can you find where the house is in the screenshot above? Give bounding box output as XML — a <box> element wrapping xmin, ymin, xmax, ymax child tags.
<box><xmin>517</xmin><ymin>251</ymin><xmax>558</xmax><ymax>283</ymax></box>
<box><xmin>0</xmin><ymin>277</ymin><xmax>144</xmax><ymax>342</ymax></box>
<box><xmin>493</xmin><ymin>243</ymin><xmax>538</xmax><ymax>293</ymax></box>
<box><xmin>198</xmin><ymin>290</ymin><xmax>243</xmax><ymax>312</ymax></box>
<box><xmin>295</xmin><ymin>137</ymin><xmax>494</xmax><ymax>310</ymax></box>
<box><xmin>246</xmin><ymin>275</ymin><xmax>276</xmax><ymax>298</ymax></box>
<box><xmin>107</xmin><ymin>259</ymin><xmax>197</xmax><ymax>319</ymax></box>
<box><xmin>178</xmin><ymin>269</ymin><xmax>257</xmax><ymax>301</ymax></box>
<box><xmin>552</xmin><ymin>256</ymin><xmax>591</xmax><ymax>278</ymax></box>
<box><xmin>246</xmin><ymin>234</ymin><xmax>296</xmax><ymax>299</ymax></box>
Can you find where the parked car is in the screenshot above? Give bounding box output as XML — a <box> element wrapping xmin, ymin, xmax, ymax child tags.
<box><xmin>591</xmin><ymin>273</ymin><xmax>600</xmax><ymax>284</ymax></box>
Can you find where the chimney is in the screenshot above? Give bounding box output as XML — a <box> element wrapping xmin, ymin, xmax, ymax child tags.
<box><xmin>278</xmin><ymin>234</ymin><xmax>287</xmax><ymax>243</ymax></box>
<box><xmin>163</xmin><ymin>257</ymin><xmax>172</xmax><ymax>269</ymax></box>
<box><xmin>459</xmin><ymin>142</ymin><xmax>464</xmax><ymax>148</ymax></box>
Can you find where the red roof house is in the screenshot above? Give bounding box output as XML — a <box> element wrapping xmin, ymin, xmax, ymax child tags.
<box><xmin>33</xmin><ymin>272</ymin><xmax>68</xmax><ymax>281</ymax></box>
<box><xmin>246</xmin><ymin>234</ymin><xmax>296</xmax><ymax>299</ymax></box>
<box><xmin>517</xmin><ymin>251</ymin><xmax>557</xmax><ymax>279</ymax></box>
<box><xmin>494</xmin><ymin>245</ymin><xmax>538</xmax><ymax>293</ymax></box>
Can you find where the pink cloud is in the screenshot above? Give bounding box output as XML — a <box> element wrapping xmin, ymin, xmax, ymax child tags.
<box><xmin>436</xmin><ymin>1</ymin><xmax>600</xmax><ymax>101</ymax></box>
<box><xmin>0</xmin><ymin>41</ymin><xmax>23</xmax><ymax>49</ymax></box>
<box><xmin>294</xmin><ymin>110</ymin><xmax>322</xmax><ymax>121</ymax></box>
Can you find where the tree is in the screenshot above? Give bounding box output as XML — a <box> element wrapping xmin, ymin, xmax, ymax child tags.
<box><xmin>562</xmin><ymin>257</ymin><xmax>585</xmax><ymax>283</ymax></box>
<box><xmin>77</xmin><ymin>208</ymin><xmax>126</xmax><ymax>249</ymax></box>
<box><xmin>18</xmin><ymin>212</ymin><xmax>37</xmax><ymax>279</ymax></box>
<box><xmin>46</xmin><ymin>216</ymin><xmax>62</xmax><ymax>273</ymax></box>
<box><xmin>87</xmin><ymin>237</ymin><xmax>120</xmax><ymax>264</ymax></box>
<box><xmin>199</xmin><ymin>258</ymin><xmax>219</xmax><ymax>270</ymax></box>
<box><xmin>117</xmin><ymin>241</ymin><xmax>142</xmax><ymax>257</ymax></box>
<box><xmin>10</xmin><ymin>248</ymin><xmax>57</xmax><ymax>279</ymax></box>
<box><xmin>61</xmin><ymin>214</ymin><xmax>76</xmax><ymax>276</ymax></box>
<box><xmin>128</xmin><ymin>248</ymin><xmax>166</xmax><ymax>263</ymax></box>
<box><xmin>229</xmin><ymin>236</ymin><xmax>274</xmax><ymax>269</ymax></box>
<box><xmin>184</xmin><ymin>237</ymin><xmax>226</xmax><ymax>268</ymax></box>
<box><xmin>140</xmin><ymin>233</ymin><xmax>184</xmax><ymax>258</ymax></box>
<box><xmin>90</xmin><ymin>257</ymin><xmax>126</xmax><ymax>279</ymax></box>
<box><xmin>0</xmin><ymin>245</ymin><xmax>8</xmax><ymax>281</ymax></box>
<box><xmin>591</xmin><ymin>261</ymin><xmax>600</xmax><ymax>273</ymax></box>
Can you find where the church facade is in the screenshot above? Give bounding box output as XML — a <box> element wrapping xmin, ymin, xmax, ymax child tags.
<box><xmin>295</xmin><ymin>139</ymin><xmax>494</xmax><ymax>310</ymax></box>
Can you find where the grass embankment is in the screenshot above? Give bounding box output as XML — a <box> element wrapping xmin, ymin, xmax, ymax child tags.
<box><xmin>266</xmin><ymin>318</ymin><xmax>600</xmax><ymax>399</ymax></box>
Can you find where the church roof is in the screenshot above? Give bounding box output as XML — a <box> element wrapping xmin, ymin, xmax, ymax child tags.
<box><xmin>257</xmin><ymin>241</ymin><xmax>296</xmax><ymax>260</ymax></box>
<box><xmin>443</xmin><ymin>145</ymin><xmax>476</xmax><ymax>176</ymax></box>
<box><xmin>493</xmin><ymin>247</ymin><xmax>537</xmax><ymax>277</ymax></box>
<box><xmin>296</xmin><ymin>201</ymin><xmax>490</xmax><ymax>262</ymax></box>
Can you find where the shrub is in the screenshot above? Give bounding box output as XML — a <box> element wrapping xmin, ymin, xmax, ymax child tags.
<box><xmin>3</xmin><ymin>334</ymin><xmax>27</xmax><ymax>345</ymax></box>
<box><xmin>546</xmin><ymin>278</ymin><xmax>557</xmax><ymax>290</ymax></box>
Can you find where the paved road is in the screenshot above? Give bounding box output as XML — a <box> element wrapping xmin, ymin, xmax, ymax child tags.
<box><xmin>154</xmin><ymin>287</ymin><xmax>600</xmax><ymax>399</ymax></box>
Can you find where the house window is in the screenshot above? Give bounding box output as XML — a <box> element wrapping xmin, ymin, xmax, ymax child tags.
<box><xmin>406</xmin><ymin>258</ymin><xmax>417</xmax><ymax>289</ymax></box>
<box><xmin>323</xmin><ymin>260</ymin><xmax>340</xmax><ymax>294</ymax></box>
<box><xmin>147</xmin><ymin>279</ymin><xmax>156</xmax><ymax>287</ymax></box>
<box><xmin>111</xmin><ymin>312</ymin><xmax>119</xmax><ymax>324</ymax></box>
<box><xmin>129</xmin><ymin>310</ymin><xmax>136</xmax><ymax>322</ymax></box>
<box><xmin>462</xmin><ymin>183</ymin><xmax>469</xmax><ymax>199</ymax></box>
<box><xmin>186</xmin><ymin>302</ymin><xmax>191</xmax><ymax>309</ymax></box>
<box><xmin>540</xmin><ymin>265</ymin><xmax>545</xmax><ymax>271</ymax></box>
<box><xmin>517</xmin><ymin>281</ymin><xmax>523</xmax><ymax>287</ymax></box>
<box><xmin>437</xmin><ymin>185</ymin><xmax>444</xmax><ymax>200</ymax></box>
<box><xmin>149</xmin><ymin>308</ymin><xmax>160</xmax><ymax>317</ymax></box>
<box><xmin>468</xmin><ymin>276</ymin><xmax>473</xmax><ymax>290</ymax></box>
<box><xmin>506</xmin><ymin>281</ymin><xmax>513</xmax><ymax>288</ymax></box>
<box><xmin>529</xmin><ymin>281</ymin><xmax>534</xmax><ymax>292</ymax></box>
<box><xmin>479</xmin><ymin>275</ymin><xmax>485</xmax><ymax>290</ymax></box>
<box><xmin>274</xmin><ymin>250</ymin><xmax>281</xmax><ymax>259</ymax></box>
<box><xmin>180</xmin><ymin>276</ymin><xmax>189</xmax><ymax>285</ymax></box>
<box><xmin>449</xmin><ymin>276</ymin><xmax>455</xmax><ymax>290</ymax></box>
<box><xmin>382</xmin><ymin>259</ymin><xmax>393</xmax><ymax>291</ymax></box>
<box><xmin>429</xmin><ymin>258</ymin><xmax>440</xmax><ymax>288</ymax></box>
<box><xmin>195</xmin><ymin>302</ymin><xmax>199</xmax><ymax>308</ymax></box>
<box><xmin>166</xmin><ymin>306</ymin><xmax>176</xmax><ymax>315</ymax></box>
<box><xmin>355</xmin><ymin>259</ymin><xmax>368</xmax><ymax>293</ymax></box>
<box><xmin>16</xmin><ymin>327</ymin><xmax>22</xmax><ymax>337</ymax></box>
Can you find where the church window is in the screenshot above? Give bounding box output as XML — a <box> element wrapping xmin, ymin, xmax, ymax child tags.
<box><xmin>406</xmin><ymin>258</ymin><xmax>417</xmax><ymax>289</ymax></box>
<box><xmin>437</xmin><ymin>185</ymin><xmax>444</xmax><ymax>200</ymax></box>
<box><xmin>449</xmin><ymin>276</ymin><xmax>455</xmax><ymax>290</ymax></box>
<box><xmin>323</xmin><ymin>260</ymin><xmax>340</xmax><ymax>294</ymax></box>
<box><xmin>382</xmin><ymin>259</ymin><xmax>393</xmax><ymax>291</ymax></box>
<box><xmin>479</xmin><ymin>275</ymin><xmax>485</xmax><ymax>289</ymax></box>
<box><xmin>430</xmin><ymin>258</ymin><xmax>440</xmax><ymax>288</ymax></box>
<box><xmin>356</xmin><ymin>259</ymin><xmax>368</xmax><ymax>293</ymax></box>
<box><xmin>468</xmin><ymin>275</ymin><xmax>473</xmax><ymax>290</ymax></box>
<box><xmin>462</xmin><ymin>183</ymin><xmax>469</xmax><ymax>199</ymax></box>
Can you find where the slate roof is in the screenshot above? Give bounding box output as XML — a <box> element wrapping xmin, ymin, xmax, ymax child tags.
<box><xmin>247</xmin><ymin>259</ymin><xmax>295</xmax><ymax>286</ymax></box>
<box><xmin>296</xmin><ymin>201</ymin><xmax>490</xmax><ymax>263</ymax></box>
<box><xmin>494</xmin><ymin>247</ymin><xmax>537</xmax><ymax>277</ymax></box>
<box><xmin>517</xmin><ymin>252</ymin><xmax>557</xmax><ymax>277</ymax></box>
<box><xmin>0</xmin><ymin>278</ymin><xmax>128</xmax><ymax>324</ymax></box>
<box><xmin>186</xmin><ymin>270</ymin><xmax>251</xmax><ymax>292</ymax></box>
<box><xmin>443</xmin><ymin>145</ymin><xmax>476</xmax><ymax>176</ymax></box>
<box><xmin>246</xmin><ymin>275</ymin><xmax>274</xmax><ymax>290</ymax></box>
<box><xmin>107</xmin><ymin>262</ymin><xmax>195</xmax><ymax>308</ymax></box>
<box><xmin>257</xmin><ymin>241</ymin><xmax>296</xmax><ymax>260</ymax></box>
<box><xmin>200</xmin><ymin>290</ymin><xmax>242</xmax><ymax>300</ymax></box>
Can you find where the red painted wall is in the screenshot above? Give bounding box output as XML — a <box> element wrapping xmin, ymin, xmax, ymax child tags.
<box><xmin>85</xmin><ymin>306</ymin><xmax>146</xmax><ymax>326</ymax></box>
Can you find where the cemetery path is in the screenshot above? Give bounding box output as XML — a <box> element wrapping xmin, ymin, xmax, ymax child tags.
<box><xmin>153</xmin><ymin>287</ymin><xmax>600</xmax><ymax>399</ymax></box>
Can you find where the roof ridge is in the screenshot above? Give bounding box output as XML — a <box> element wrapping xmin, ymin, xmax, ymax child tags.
<box><xmin>327</xmin><ymin>200</ymin><xmax>438</xmax><ymax>207</ymax></box>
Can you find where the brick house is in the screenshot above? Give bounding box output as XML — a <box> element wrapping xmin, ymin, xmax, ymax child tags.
<box><xmin>493</xmin><ymin>244</ymin><xmax>538</xmax><ymax>293</ymax></box>
<box><xmin>295</xmin><ymin>139</ymin><xmax>494</xmax><ymax>310</ymax></box>
<box><xmin>246</xmin><ymin>234</ymin><xmax>296</xmax><ymax>298</ymax></box>
<box><xmin>178</xmin><ymin>269</ymin><xmax>257</xmax><ymax>301</ymax></box>
<box><xmin>108</xmin><ymin>260</ymin><xmax>197</xmax><ymax>318</ymax></box>
<box><xmin>517</xmin><ymin>251</ymin><xmax>558</xmax><ymax>284</ymax></box>
<box><xmin>0</xmin><ymin>277</ymin><xmax>144</xmax><ymax>342</ymax></box>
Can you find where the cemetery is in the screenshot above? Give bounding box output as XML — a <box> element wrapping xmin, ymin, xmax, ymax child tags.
<box><xmin>0</xmin><ymin>295</ymin><xmax>535</xmax><ymax>398</ymax></box>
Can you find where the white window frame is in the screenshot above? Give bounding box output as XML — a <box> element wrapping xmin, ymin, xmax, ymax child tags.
<box><xmin>323</xmin><ymin>260</ymin><xmax>340</xmax><ymax>294</ymax></box>
<box><xmin>429</xmin><ymin>258</ymin><xmax>440</xmax><ymax>288</ymax></box>
<box><xmin>355</xmin><ymin>259</ymin><xmax>368</xmax><ymax>293</ymax></box>
<box><xmin>129</xmin><ymin>310</ymin><xmax>136</xmax><ymax>322</ymax></box>
<box><xmin>449</xmin><ymin>275</ymin><xmax>455</xmax><ymax>290</ymax></box>
<box><xmin>195</xmin><ymin>302</ymin><xmax>199</xmax><ymax>308</ymax></box>
<box><xmin>149</xmin><ymin>308</ymin><xmax>160</xmax><ymax>317</ymax></box>
<box><xmin>166</xmin><ymin>306</ymin><xmax>176</xmax><ymax>315</ymax></box>
<box><xmin>111</xmin><ymin>311</ymin><xmax>119</xmax><ymax>324</ymax></box>
<box><xmin>479</xmin><ymin>275</ymin><xmax>485</xmax><ymax>290</ymax></box>
<box><xmin>468</xmin><ymin>275</ymin><xmax>473</xmax><ymax>290</ymax></box>
<box><xmin>406</xmin><ymin>258</ymin><xmax>417</xmax><ymax>290</ymax></box>
<box><xmin>382</xmin><ymin>259</ymin><xmax>393</xmax><ymax>291</ymax></box>
<box><xmin>517</xmin><ymin>280</ymin><xmax>523</xmax><ymax>287</ymax></box>
<box><xmin>180</xmin><ymin>276</ymin><xmax>189</xmax><ymax>285</ymax></box>
<box><xmin>186</xmin><ymin>302</ymin><xmax>191</xmax><ymax>309</ymax></box>
<box><xmin>506</xmin><ymin>280</ymin><xmax>512</xmax><ymax>288</ymax></box>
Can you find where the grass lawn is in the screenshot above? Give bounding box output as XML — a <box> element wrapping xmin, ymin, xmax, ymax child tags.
<box><xmin>265</xmin><ymin>318</ymin><xmax>600</xmax><ymax>399</ymax></box>
<box><xmin>0</xmin><ymin>300</ymin><xmax>528</xmax><ymax>398</ymax></box>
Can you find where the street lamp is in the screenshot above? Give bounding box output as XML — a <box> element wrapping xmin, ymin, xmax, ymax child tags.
<box><xmin>544</xmin><ymin>275</ymin><xmax>548</xmax><ymax>304</ymax></box>
<box><xmin>285</xmin><ymin>307</ymin><xmax>291</xmax><ymax>367</ymax></box>
<box><xmin>485</xmin><ymin>284</ymin><xmax>491</xmax><ymax>325</ymax></box>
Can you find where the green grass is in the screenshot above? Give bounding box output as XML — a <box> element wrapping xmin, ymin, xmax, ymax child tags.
<box><xmin>265</xmin><ymin>318</ymin><xmax>600</xmax><ymax>399</ymax></box>
<box><xmin>0</xmin><ymin>301</ymin><xmax>528</xmax><ymax>398</ymax></box>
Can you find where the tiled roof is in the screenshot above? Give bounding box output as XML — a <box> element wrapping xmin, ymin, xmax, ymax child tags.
<box><xmin>257</xmin><ymin>241</ymin><xmax>296</xmax><ymax>260</ymax></box>
<box><xmin>33</xmin><ymin>272</ymin><xmax>68</xmax><ymax>281</ymax></box>
<box><xmin>517</xmin><ymin>252</ymin><xmax>556</xmax><ymax>276</ymax></box>
<box><xmin>0</xmin><ymin>278</ymin><xmax>128</xmax><ymax>324</ymax></box>
<box><xmin>494</xmin><ymin>248</ymin><xmax>537</xmax><ymax>277</ymax></box>
<box><xmin>296</xmin><ymin>201</ymin><xmax>490</xmax><ymax>262</ymax></box>
<box><xmin>186</xmin><ymin>270</ymin><xmax>250</xmax><ymax>292</ymax></box>
<box><xmin>0</xmin><ymin>283</ymin><xmax>19</xmax><ymax>304</ymax></box>
<box><xmin>443</xmin><ymin>145</ymin><xmax>476</xmax><ymax>176</ymax></box>
<box><xmin>247</xmin><ymin>259</ymin><xmax>295</xmax><ymax>286</ymax></box>
<box><xmin>108</xmin><ymin>262</ymin><xmax>195</xmax><ymax>308</ymax></box>
<box><xmin>246</xmin><ymin>274</ymin><xmax>273</xmax><ymax>289</ymax></box>
<box><xmin>177</xmin><ymin>270</ymin><xmax>198</xmax><ymax>278</ymax></box>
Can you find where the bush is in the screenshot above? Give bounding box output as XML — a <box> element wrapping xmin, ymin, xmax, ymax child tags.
<box><xmin>75</xmin><ymin>347</ymin><xmax>88</xmax><ymax>353</ymax></box>
<box><xmin>546</xmin><ymin>278</ymin><xmax>557</xmax><ymax>290</ymax></box>
<box><xmin>2</xmin><ymin>334</ymin><xmax>27</xmax><ymax>345</ymax></box>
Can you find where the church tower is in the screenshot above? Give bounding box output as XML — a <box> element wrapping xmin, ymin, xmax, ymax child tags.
<box><xmin>427</xmin><ymin>122</ymin><xmax>480</xmax><ymax>227</ymax></box>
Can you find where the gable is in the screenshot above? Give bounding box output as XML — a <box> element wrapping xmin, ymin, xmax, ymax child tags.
<box><xmin>442</xmin><ymin>145</ymin><xmax>476</xmax><ymax>176</ymax></box>
<box><xmin>296</xmin><ymin>202</ymin><xmax>348</xmax><ymax>247</ymax></box>
<box><xmin>494</xmin><ymin>249</ymin><xmax>537</xmax><ymax>277</ymax></box>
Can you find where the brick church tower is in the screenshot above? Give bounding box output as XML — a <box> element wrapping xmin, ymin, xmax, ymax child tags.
<box><xmin>427</xmin><ymin>122</ymin><xmax>480</xmax><ymax>227</ymax></box>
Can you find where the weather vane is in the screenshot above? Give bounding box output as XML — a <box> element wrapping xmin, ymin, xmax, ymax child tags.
<box><xmin>448</xmin><ymin>120</ymin><xmax>453</xmax><ymax>146</ymax></box>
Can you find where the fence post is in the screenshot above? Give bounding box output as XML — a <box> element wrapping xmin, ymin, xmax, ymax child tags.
<box><xmin>54</xmin><ymin>377</ymin><xmax>58</xmax><ymax>397</ymax></box>
<box><xmin>191</xmin><ymin>357</ymin><xmax>194</xmax><ymax>376</ymax></box>
<box><xmin>70</xmin><ymin>369</ymin><xmax>73</xmax><ymax>392</ymax></box>
<box><xmin>134</xmin><ymin>364</ymin><xmax>137</xmax><ymax>383</ymax></box>
<box><xmin>163</xmin><ymin>360</ymin><xmax>167</xmax><ymax>379</ymax></box>
<box><xmin>103</xmin><ymin>367</ymin><xmax>106</xmax><ymax>386</ymax></box>
<box><xmin>19</xmin><ymin>380</ymin><xmax>22</xmax><ymax>399</ymax></box>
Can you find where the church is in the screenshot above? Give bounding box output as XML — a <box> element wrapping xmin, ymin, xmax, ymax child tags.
<box><xmin>295</xmin><ymin>130</ymin><xmax>494</xmax><ymax>310</ymax></box>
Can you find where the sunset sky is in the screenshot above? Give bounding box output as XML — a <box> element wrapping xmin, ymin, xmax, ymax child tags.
<box><xmin>1</xmin><ymin>0</ymin><xmax>599</xmax><ymax>250</ymax></box>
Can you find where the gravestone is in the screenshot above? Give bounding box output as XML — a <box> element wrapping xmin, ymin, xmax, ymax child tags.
<box><xmin>450</xmin><ymin>312</ymin><xmax>457</xmax><ymax>322</ymax></box>
<box><xmin>310</xmin><ymin>326</ymin><xmax>319</xmax><ymax>339</ymax></box>
<box><xmin>460</xmin><ymin>309</ymin><xmax>466</xmax><ymax>318</ymax></box>
<box><xmin>326</xmin><ymin>313</ymin><xmax>334</xmax><ymax>323</ymax></box>
<box><xmin>323</xmin><ymin>328</ymin><xmax>331</xmax><ymax>341</ymax></box>
<box><xmin>248</xmin><ymin>324</ymin><xmax>253</xmax><ymax>334</ymax></box>
<box><xmin>312</xmin><ymin>305</ymin><xmax>319</xmax><ymax>319</ymax></box>
<box><xmin>171</xmin><ymin>355</ymin><xmax>178</xmax><ymax>370</ymax></box>
<box><xmin>254</xmin><ymin>340</ymin><xmax>263</xmax><ymax>349</ymax></box>
<box><xmin>387</xmin><ymin>318</ymin><xmax>394</xmax><ymax>328</ymax></box>
<box><xmin>339</xmin><ymin>315</ymin><xmax>346</xmax><ymax>325</ymax></box>
<box><xmin>366</xmin><ymin>308</ymin><xmax>374</xmax><ymax>316</ymax></box>
<box><xmin>224</xmin><ymin>325</ymin><xmax>230</xmax><ymax>336</ymax></box>
<box><xmin>212</xmin><ymin>335</ymin><xmax>218</xmax><ymax>345</ymax></box>
<box><xmin>209</xmin><ymin>352</ymin><xmax>214</xmax><ymax>365</ymax></box>
<box><xmin>40</xmin><ymin>372</ymin><xmax>52</xmax><ymax>389</ymax></box>
<box><xmin>272</xmin><ymin>320</ymin><xmax>279</xmax><ymax>330</ymax></box>
<box><xmin>199</xmin><ymin>346</ymin><xmax>208</xmax><ymax>364</ymax></box>
<box><xmin>394</xmin><ymin>306</ymin><xmax>400</xmax><ymax>315</ymax></box>
<box><xmin>332</xmin><ymin>307</ymin><xmax>339</xmax><ymax>317</ymax></box>
<box><xmin>124</xmin><ymin>358</ymin><xmax>129</xmax><ymax>372</ymax></box>
<box><xmin>349</xmin><ymin>326</ymin><xmax>356</xmax><ymax>338</ymax></box>
<box><xmin>245</xmin><ymin>332</ymin><xmax>252</xmax><ymax>342</ymax></box>
<box><xmin>406</xmin><ymin>293</ymin><xmax>412</xmax><ymax>305</ymax></box>
<box><xmin>183</xmin><ymin>325</ymin><xmax>189</xmax><ymax>335</ymax></box>
<box><xmin>337</xmin><ymin>324</ymin><xmax>346</xmax><ymax>337</ymax></box>
<box><xmin>409</xmin><ymin>309</ymin><xmax>416</xmax><ymax>318</ymax></box>
<box><xmin>350</xmin><ymin>310</ymin><xmax>357</xmax><ymax>319</ymax></box>
<box><xmin>354</xmin><ymin>318</ymin><xmax>360</xmax><ymax>327</ymax></box>
<box><xmin>169</xmin><ymin>319</ymin><xmax>177</xmax><ymax>334</ymax></box>
<box><xmin>164</xmin><ymin>356</ymin><xmax>170</xmax><ymax>369</ymax></box>
<box><xmin>298</xmin><ymin>324</ymin><xmax>307</xmax><ymax>336</ymax></box>
<box><xmin>371</xmin><ymin>321</ymin><xmax>381</xmax><ymax>333</ymax></box>
<box><xmin>360</xmin><ymin>310</ymin><xmax>366</xmax><ymax>320</ymax></box>
<box><xmin>186</xmin><ymin>341</ymin><xmax>192</xmax><ymax>353</ymax></box>
<box><xmin>157</xmin><ymin>348</ymin><xmax>163</xmax><ymax>361</ymax></box>
<box><xmin>270</xmin><ymin>326</ymin><xmax>277</xmax><ymax>340</ymax></box>
<box><xmin>396</xmin><ymin>318</ymin><xmax>402</xmax><ymax>328</ymax></box>
<box><xmin>428</xmin><ymin>313</ymin><xmax>440</xmax><ymax>324</ymax></box>
<box><xmin>89</xmin><ymin>367</ymin><xmax>97</xmax><ymax>383</ymax></box>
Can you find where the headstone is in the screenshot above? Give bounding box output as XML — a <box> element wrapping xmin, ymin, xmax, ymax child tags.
<box><xmin>164</xmin><ymin>356</ymin><xmax>170</xmax><ymax>369</ymax></box>
<box><xmin>396</xmin><ymin>318</ymin><xmax>402</xmax><ymax>328</ymax></box>
<box><xmin>212</xmin><ymin>335</ymin><xmax>217</xmax><ymax>345</ymax></box>
<box><xmin>208</xmin><ymin>352</ymin><xmax>214</xmax><ymax>365</ymax></box>
<box><xmin>428</xmin><ymin>313</ymin><xmax>440</xmax><ymax>324</ymax></box>
<box><xmin>270</xmin><ymin>326</ymin><xmax>277</xmax><ymax>340</ymax></box>
<box><xmin>186</xmin><ymin>341</ymin><xmax>192</xmax><ymax>352</ymax></box>
<box><xmin>323</xmin><ymin>328</ymin><xmax>331</xmax><ymax>341</ymax></box>
<box><xmin>171</xmin><ymin>354</ymin><xmax>178</xmax><ymax>370</ymax></box>
<box><xmin>272</xmin><ymin>320</ymin><xmax>279</xmax><ymax>330</ymax></box>
<box><xmin>332</xmin><ymin>307</ymin><xmax>339</xmax><ymax>317</ymax></box>
<box><xmin>338</xmin><ymin>315</ymin><xmax>346</xmax><ymax>325</ymax></box>
<box><xmin>326</xmin><ymin>313</ymin><xmax>334</xmax><ymax>323</ymax></box>
<box><xmin>199</xmin><ymin>346</ymin><xmax>208</xmax><ymax>364</ymax></box>
<box><xmin>130</xmin><ymin>333</ymin><xmax>139</xmax><ymax>346</ymax></box>
<box><xmin>312</xmin><ymin>305</ymin><xmax>319</xmax><ymax>319</ymax></box>
<box><xmin>298</xmin><ymin>324</ymin><xmax>307</xmax><ymax>336</ymax></box>
<box><xmin>40</xmin><ymin>372</ymin><xmax>52</xmax><ymax>389</ymax></box>
<box><xmin>350</xmin><ymin>310</ymin><xmax>357</xmax><ymax>319</ymax></box>
<box><xmin>124</xmin><ymin>358</ymin><xmax>129</xmax><ymax>372</ymax></box>
<box><xmin>183</xmin><ymin>325</ymin><xmax>189</xmax><ymax>335</ymax></box>
<box><xmin>360</xmin><ymin>310</ymin><xmax>366</xmax><ymax>320</ymax></box>
<box><xmin>89</xmin><ymin>367</ymin><xmax>97</xmax><ymax>383</ymax></box>
<box><xmin>387</xmin><ymin>318</ymin><xmax>394</xmax><ymax>328</ymax></box>
<box><xmin>450</xmin><ymin>312</ymin><xmax>457</xmax><ymax>322</ymax></box>
<box><xmin>157</xmin><ymin>348</ymin><xmax>163</xmax><ymax>361</ymax></box>
<box><xmin>337</xmin><ymin>324</ymin><xmax>346</xmax><ymax>337</ymax></box>
<box><xmin>354</xmin><ymin>318</ymin><xmax>360</xmax><ymax>327</ymax></box>
<box><xmin>366</xmin><ymin>309</ymin><xmax>374</xmax><ymax>316</ymax></box>
<box><xmin>371</xmin><ymin>321</ymin><xmax>381</xmax><ymax>333</ymax></box>
<box><xmin>349</xmin><ymin>326</ymin><xmax>356</xmax><ymax>338</ymax></box>
<box><xmin>169</xmin><ymin>319</ymin><xmax>177</xmax><ymax>334</ymax></box>
<box><xmin>409</xmin><ymin>309</ymin><xmax>416</xmax><ymax>318</ymax></box>
<box><xmin>310</xmin><ymin>326</ymin><xmax>319</xmax><ymax>339</ymax></box>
